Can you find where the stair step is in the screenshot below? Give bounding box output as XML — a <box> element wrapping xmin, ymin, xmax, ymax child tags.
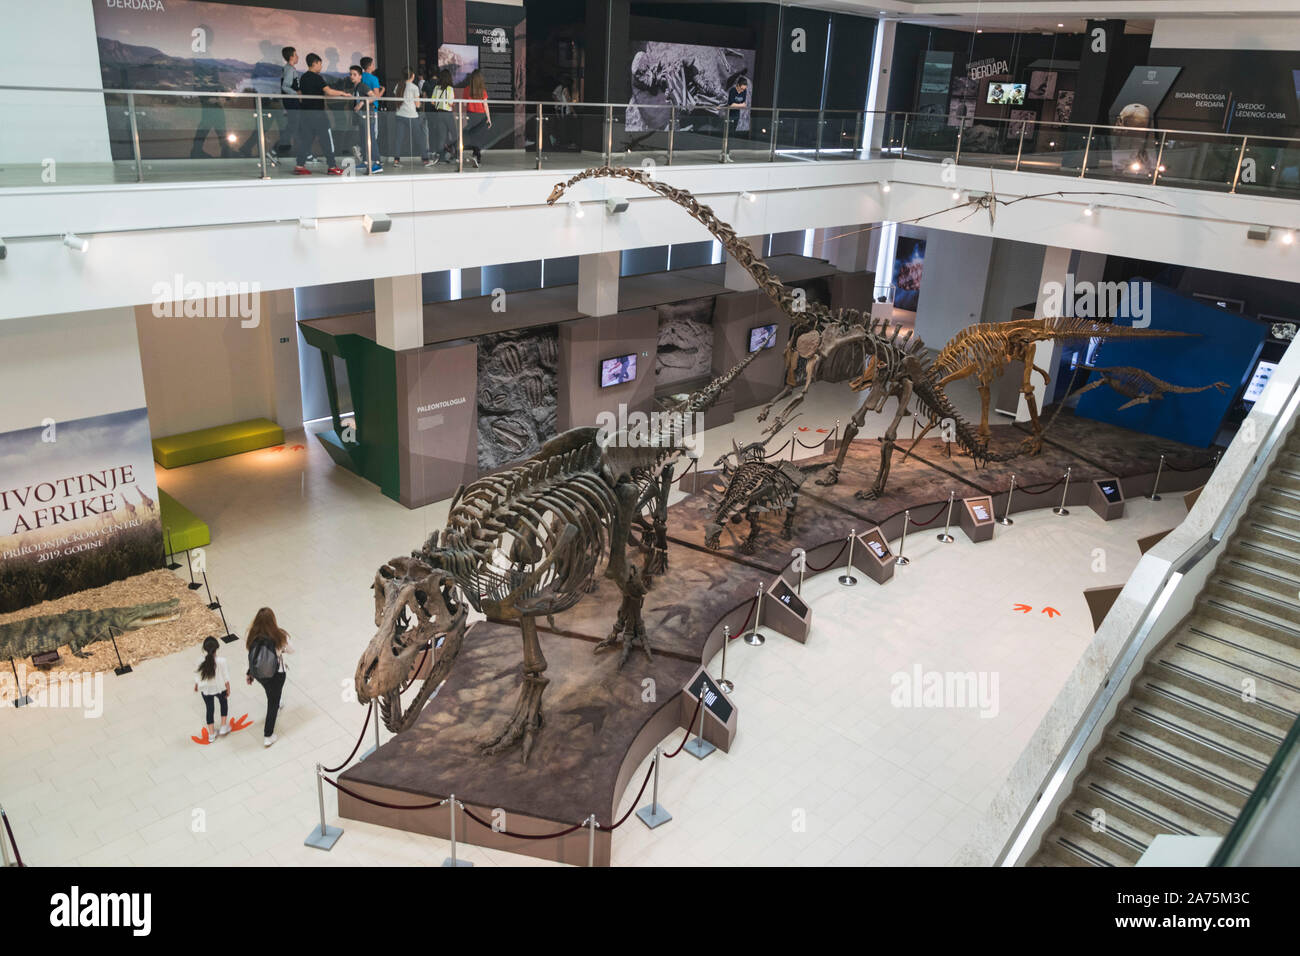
<box><xmin>1049</xmin><ymin>830</ymin><xmax>1127</xmax><ymax>867</ymax></box>
<box><xmin>1055</xmin><ymin>804</ymin><xmax>1146</xmax><ymax>864</ymax></box>
<box><xmin>1079</xmin><ymin>773</ymin><xmax>1225</xmax><ymax>838</ymax></box>
<box><xmin>1091</xmin><ymin>753</ymin><xmax>1241</xmax><ymax>834</ymax></box>
<box><xmin>1109</xmin><ymin>712</ymin><xmax>1262</xmax><ymax>799</ymax></box>
<box><xmin>1249</xmin><ymin>502</ymin><xmax>1300</xmax><ymax>538</ymax></box>
<box><xmin>1196</xmin><ymin>598</ymin><xmax>1300</xmax><ymax>653</ymax></box>
<box><xmin>1236</xmin><ymin>515</ymin><xmax>1300</xmax><ymax>561</ymax></box>
<box><xmin>1028</xmin><ymin>842</ymin><xmax>1097</xmax><ymax>868</ymax></box>
<box><xmin>1230</xmin><ymin>536</ymin><xmax>1300</xmax><ymax>579</ymax></box>
<box><xmin>1216</xmin><ymin>558</ymin><xmax>1300</xmax><ymax>607</ymax></box>
<box><xmin>1207</xmin><ymin>575</ymin><xmax>1300</xmax><ymax>622</ymax></box>
<box><xmin>1129</xmin><ymin>684</ymin><xmax>1282</xmax><ymax>756</ymax></box>
<box><xmin>1157</xmin><ymin>630</ymin><xmax>1300</xmax><ymax>719</ymax></box>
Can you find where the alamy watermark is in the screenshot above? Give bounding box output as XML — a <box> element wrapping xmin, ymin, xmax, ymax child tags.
<box><xmin>151</xmin><ymin>273</ymin><xmax>260</xmax><ymax>328</ymax></box>
<box><xmin>2</xmin><ymin>666</ymin><xmax>104</xmax><ymax>718</ymax></box>
<box><xmin>1040</xmin><ymin>274</ymin><xmax>1151</xmax><ymax>327</ymax></box>
<box><xmin>595</xmin><ymin>404</ymin><xmax>706</xmax><ymax>458</ymax></box>
<box><xmin>890</xmin><ymin>663</ymin><xmax>1000</xmax><ymax>718</ymax></box>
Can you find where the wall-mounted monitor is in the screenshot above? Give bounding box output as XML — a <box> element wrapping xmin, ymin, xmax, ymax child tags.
<box><xmin>1193</xmin><ymin>293</ymin><xmax>1245</xmax><ymax>313</ymax></box>
<box><xmin>1259</xmin><ymin>314</ymin><xmax>1298</xmax><ymax>343</ymax></box>
<box><xmin>987</xmin><ymin>82</ymin><xmax>1026</xmax><ymax>105</ymax></box>
<box><xmin>600</xmin><ymin>353</ymin><xmax>637</xmax><ymax>388</ymax></box>
<box><xmin>1243</xmin><ymin>360</ymin><xmax>1277</xmax><ymax>404</ymax></box>
<box><xmin>748</xmin><ymin>324</ymin><xmax>778</xmax><ymax>352</ymax></box>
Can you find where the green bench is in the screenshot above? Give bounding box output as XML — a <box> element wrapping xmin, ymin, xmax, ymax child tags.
<box><xmin>152</xmin><ymin>417</ymin><xmax>284</xmax><ymax>468</ymax></box>
<box><xmin>158</xmin><ymin>489</ymin><xmax>210</xmax><ymax>552</ymax></box>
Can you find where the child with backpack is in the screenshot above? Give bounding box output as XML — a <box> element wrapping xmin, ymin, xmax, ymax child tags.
<box><xmin>194</xmin><ymin>636</ymin><xmax>231</xmax><ymax>741</ymax></box>
<box><xmin>244</xmin><ymin>607</ymin><xmax>294</xmax><ymax>747</ymax></box>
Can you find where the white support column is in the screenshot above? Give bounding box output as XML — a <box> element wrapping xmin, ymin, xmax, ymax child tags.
<box><xmin>724</xmin><ymin>235</ymin><xmax>765</xmax><ymax>292</ymax></box>
<box><xmin>374</xmin><ymin>274</ymin><xmax>424</xmax><ymax>352</ymax></box>
<box><xmin>577</xmin><ymin>251</ymin><xmax>620</xmax><ymax>317</ymax></box>
<box><xmin>262</xmin><ymin>288</ymin><xmax>304</xmax><ymax>430</ymax></box>
<box><xmin>866</xmin><ymin>19</ymin><xmax>897</xmax><ymax>156</ymax></box>
<box><xmin>1018</xmin><ymin>245</ymin><xmax>1073</xmax><ymax>423</ymax></box>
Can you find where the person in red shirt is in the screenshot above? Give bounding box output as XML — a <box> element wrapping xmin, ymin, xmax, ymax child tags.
<box><xmin>463</xmin><ymin>69</ymin><xmax>492</xmax><ymax>167</ymax></box>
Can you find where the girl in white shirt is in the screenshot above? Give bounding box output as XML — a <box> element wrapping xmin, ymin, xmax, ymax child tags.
<box><xmin>194</xmin><ymin>636</ymin><xmax>231</xmax><ymax>740</ymax></box>
<box><xmin>392</xmin><ymin>66</ymin><xmax>434</xmax><ymax>167</ymax></box>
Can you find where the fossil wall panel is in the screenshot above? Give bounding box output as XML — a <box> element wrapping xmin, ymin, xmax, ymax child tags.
<box><xmin>473</xmin><ymin>326</ymin><xmax>560</xmax><ymax>471</ymax></box>
<box><xmin>655</xmin><ymin>296</ymin><xmax>716</xmax><ymax>388</ymax></box>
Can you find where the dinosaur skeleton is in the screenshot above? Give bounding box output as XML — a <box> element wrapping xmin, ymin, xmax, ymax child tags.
<box><xmin>704</xmin><ymin>439</ymin><xmax>807</xmax><ymax>554</ymax></box>
<box><xmin>549</xmin><ymin>166</ymin><xmax>1011</xmax><ymax>500</ymax></box>
<box><xmin>354</xmin><ymin>325</ymin><xmax>762</xmax><ymax>762</ymax></box>
<box><xmin>1069</xmin><ymin>364</ymin><xmax>1229</xmax><ymax>411</ymax></box>
<box><xmin>930</xmin><ymin>317</ymin><xmax>1192</xmax><ymax>454</ymax></box>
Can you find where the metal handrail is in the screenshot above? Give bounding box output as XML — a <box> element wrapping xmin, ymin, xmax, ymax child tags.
<box><xmin>996</xmin><ymin>374</ymin><xmax>1300</xmax><ymax>866</ymax></box>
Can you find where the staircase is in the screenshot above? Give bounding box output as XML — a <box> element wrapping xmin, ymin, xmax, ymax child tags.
<box><xmin>1030</xmin><ymin>434</ymin><xmax>1300</xmax><ymax>866</ymax></box>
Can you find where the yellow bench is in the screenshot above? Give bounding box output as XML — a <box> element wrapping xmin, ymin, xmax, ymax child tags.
<box><xmin>158</xmin><ymin>489</ymin><xmax>210</xmax><ymax>552</ymax></box>
<box><xmin>152</xmin><ymin>418</ymin><xmax>284</xmax><ymax>468</ymax></box>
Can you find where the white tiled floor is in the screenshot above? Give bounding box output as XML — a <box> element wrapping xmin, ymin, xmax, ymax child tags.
<box><xmin>0</xmin><ymin>381</ymin><xmax>1188</xmax><ymax>866</ymax></box>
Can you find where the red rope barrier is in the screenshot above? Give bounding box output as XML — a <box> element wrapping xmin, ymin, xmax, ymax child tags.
<box><xmin>805</xmin><ymin>538</ymin><xmax>849</xmax><ymax>573</ymax></box>
<box><xmin>320</xmin><ymin>773</ymin><xmax>443</xmax><ymax>811</ymax></box>
<box><xmin>322</xmin><ymin>702</ymin><xmax>374</xmax><ymax>775</ymax></box>
<box><xmin>795</xmin><ymin>436</ymin><xmax>831</xmax><ymax>450</ymax></box>
<box><xmin>663</xmin><ymin>694</ymin><xmax>703</xmax><ymax>759</ymax></box>
<box><xmin>607</xmin><ymin>762</ymin><xmax>658</xmax><ymax>830</ymax></box>
<box><xmin>460</xmin><ymin>804</ymin><xmax>588</xmax><ymax>840</ymax></box>
<box><xmin>764</xmin><ymin>438</ymin><xmax>794</xmax><ymax>459</ymax></box>
<box><xmin>2</xmin><ymin>810</ymin><xmax>23</xmax><ymax>867</ymax></box>
<box><xmin>726</xmin><ymin>595</ymin><xmax>760</xmax><ymax>641</ymax></box>
<box><xmin>905</xmin><ymin>498</ymin><xmax>950</xmax><ymax>528</ymax></box>
<box><xmin>1164</xmin><ymin>457</ymin><xmax>1217</xmax><ymax>473</ymax></box>
<box><xmin>1021</xmin><ymin>475</ymin><xmax>1066</xmax><ymax>495</ymax></box>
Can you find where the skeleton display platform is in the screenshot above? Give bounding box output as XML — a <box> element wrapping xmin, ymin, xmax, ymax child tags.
<box><xmin>337</xmin><ymin>407</ymin><xmax>1213</xmax><ymax>864</ymax></box>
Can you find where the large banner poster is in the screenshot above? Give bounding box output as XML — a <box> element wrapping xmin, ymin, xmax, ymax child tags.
<box><xmin>892</xmin><ymin>237</ymin><xmax>927</xmax><ymax>312</ymax></box>
<box><xmin>627</xmin><ymin>41</ymin><xmax>756</xmax><ymax>133</ymax></box>
<box><xmin>92</xmin><ymin>0</ymin><xmax>376</xmax><ymax>93</ymax></box>
<box><xmin>0</xmin><ymin>409</ymin><xmax>162</xmax><ymax>614</ymax></box>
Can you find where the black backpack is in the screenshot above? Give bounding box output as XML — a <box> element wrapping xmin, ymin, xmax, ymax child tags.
<box><xmin>248</xmin><ymin>637</ymin><xmax>279</xmax><ymax>680</ymax></box>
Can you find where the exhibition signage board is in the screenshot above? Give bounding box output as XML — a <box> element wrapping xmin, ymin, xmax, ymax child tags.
<box><xmin>960</xmin><ymin>496</ymin><xmax>996</xmax><ymax>544</ymax></box>
<box><xmin>762</xmin><ymin>577</ymin><xmax>812</xmax><ymax>644</ymax></box>
<box><xmin>851</xmin><ymin>527</ymin><xmax>896</xmax><ymax>585</ymax></box>
<box><xmin>681</xmin><ymin>666</ymin><xmax>738</xmax><ymax>753</ymax></box>
<box><xmin>0</xmin><ymin>408</ymin><xmax>163</xmax><ymax>613</ymax></box>
<box><xmin>1090</xmin><ymin>478</ymin><xmax>1125</xmax><ymax>521</ymax></box>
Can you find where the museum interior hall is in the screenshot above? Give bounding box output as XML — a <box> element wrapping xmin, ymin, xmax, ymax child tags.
<box><xmin>3</xmin><ymin>0</ymin><xmax>1300</xmax><ymax>909</ymax></box>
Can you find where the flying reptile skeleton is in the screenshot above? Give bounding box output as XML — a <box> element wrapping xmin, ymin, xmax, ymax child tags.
<box><xmin>354</xmin><ymin>319</ymin><xmax>762</xmax><ymax>763</ymax></box>
<box><xmin>550</xmin><ymin>166</ymin><xmax>1017</xmax><ymax>501</ymax></box>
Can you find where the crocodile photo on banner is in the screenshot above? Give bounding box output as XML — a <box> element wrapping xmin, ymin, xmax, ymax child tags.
<box><xmin>0</xmin><ymin>408</ymin><xmax>163</xmax><ymax>614</ymax></box>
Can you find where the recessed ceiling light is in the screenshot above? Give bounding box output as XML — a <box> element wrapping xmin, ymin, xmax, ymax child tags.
<box><xmin>1057</xmin><ymin>23</ymin><xmax>1064</xmax><ymax>28</ymax></box>
<box><xmin>881</xmin><ymin>182</ymin><xmax>891</xmax><ymax>193</ymax></box>
<box><xmin>568</xmin><ymin>200</ymin><xmax>584</xmax><ymax>219</ymax></box>
<box><xmin>1283</xmin><ymin>230</ymin><xmax>1296</xmax><ymax>246</ymax></box>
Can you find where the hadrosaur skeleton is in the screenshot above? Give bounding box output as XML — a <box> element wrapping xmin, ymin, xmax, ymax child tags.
<box><xmin>548</xmin><ymin>166</ymin><xmax>1011</xmax><ymax>500</ymax></box>
<box><xmin>354</xmin><ymin>315</ymin><xmax>761</xmax><ymax>761</ymax></box>
<box><xmin>930</xmin><ymin>318</ymin><xmax>1192</xmax><ymax>454</ymax></box>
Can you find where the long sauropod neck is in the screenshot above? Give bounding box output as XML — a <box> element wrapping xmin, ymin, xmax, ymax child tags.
<box><xmin>548</xmin><ymin>166</ymin><xmax>803</xmax><ymax>319</ymax></box>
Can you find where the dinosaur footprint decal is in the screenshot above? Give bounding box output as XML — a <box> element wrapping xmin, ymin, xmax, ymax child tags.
<box><xmin>191</xmin><ymin>728</ymin><xmax>212</xmax><ymax>745</ymax></box>
<box><xmin>229</xmin><ymin>714</ymin><xmax>253</xmax><ymax>732</ymax></box>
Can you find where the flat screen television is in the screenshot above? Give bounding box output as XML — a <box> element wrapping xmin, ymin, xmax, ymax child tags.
<box><xmin>1243</xmin><ymin>360</ymin><xmax>1277</xmax><ymax>404</ymax></box>
<box><xmin>600</xmin><ymin>353</ymin><xmax>637</xmax><ymax>388</ymax></box>
<box><xmin>1193</xmin><ymin>293</ymin><xmax>1245</xmax><ymax>313</ymax></box>
<box><xmin>987</xmin><ymin>82</ymin><xmax>1026</xmax><ymax>105</ymax></box>
<box><xmin>748</xmin><ymin>324</ymin><xmax>778</xmax><ymax>352</ymax></box>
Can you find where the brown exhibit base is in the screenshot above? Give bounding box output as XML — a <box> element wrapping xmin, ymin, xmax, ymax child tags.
<box><xmin>338</xmin><ymin>406</ymin><xmax>1216</xmax><ymax>863</ymax></box>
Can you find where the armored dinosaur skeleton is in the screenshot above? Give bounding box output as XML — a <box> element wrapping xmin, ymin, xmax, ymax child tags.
<box><xmin>548</xmin><ymin>165</ymin><xmax>1015</xmax><ymax>500</ymax></box>
<box><xmin>354</xmin><ymin>335</ymin><xmax>762</xmax><ymax>762</ymax></box>
<box><xmin>704</xmin><ymin>439</ymin><xmax>807</xmax><ymax>555</ymax></box>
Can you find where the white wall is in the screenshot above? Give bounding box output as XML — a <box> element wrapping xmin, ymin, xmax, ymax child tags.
<box><xmin>134</xmin><ymin>296</ymin><xmax>279</xmax><ymax>437</ymax></box>
<box><xmin>1151</xmin><ymin>17</ymin><xmax>1300</xmax><ymax>50</ymax></box>
<box><xmin>0</xmin><ymin>306</ymin><xmax>146</xmax><ymax>434</ymax></box>
<box><xmin>904</xmin><ymin>225</ymin><xmax>994</xmax><ymax>349</ymax></box>
<box><xmin>0</xmin><ymin>0</ymin><xmax>111</xmax><ymax>164</ymax></box>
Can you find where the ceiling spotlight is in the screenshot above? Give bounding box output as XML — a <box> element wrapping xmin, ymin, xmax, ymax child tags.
<box><xmin>568</xmin><ymin>200</ymin><xmax>584</xmax><ymax>219</ymax></box>
<box><xmin>740</xmin><ymin>190</ymin><xmax>757</xmax><ymax>203</ymax></box>
<box><xmin>1057</xmin><ymin>23</ymin><xmax>1064</xmax><ymax>28</ymax></box>
<box><xmin>976</xmin><ymin>29</ymin><xmax>983</xmax><ymax>34</ymax></box>
<box><xmin>298</xmin><ymin>217</ymin><xmax>318</xmax><ymax>230</ymax></box>
<box><xmin>1129</xmin><ymin>160</ymin><xmax>1143</xmax><ymax>172</ymax></box>
<box><xmin>881</xmin><ymin>181</ymin><xmax>891</xmax><ymax>193</ymax></box>
<box><xmin>952</xmin><ymin>189</ymin><xmax>962</xmax><ymax>200</ymax></box>
<box><xmin>1283</xmin><ymin>230</ymin><xmax>1295</xmax><ymax>246</ymax></box>
<box><xmin>1084</xmin><ymin>203</ymin><xmax>1096</xmax><ymax>217</ymax></box>
<box><xmin>362</xmin><ymin>213</ymin><xmax>392</xmax><ymax>234</ymax></box>
<box><xmin>226</xmin><ymin>133</ymin><xmax>238</xmax><ymax>144</ymax></box>
<box><xmin>62</xmin><ymin>233</ymin><xmax>88</xmax><ymax>252</ymax></box>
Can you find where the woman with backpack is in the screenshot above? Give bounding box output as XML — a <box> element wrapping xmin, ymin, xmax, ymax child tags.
<box><xmin>244</xmin><ymin>607</ymin><xmax>293</xmax><ymax>747</ymax></box>
<box><xmin>194</xmin><ymin>636</ymin><xmax>231</xmax><ymax>742</ymax></box>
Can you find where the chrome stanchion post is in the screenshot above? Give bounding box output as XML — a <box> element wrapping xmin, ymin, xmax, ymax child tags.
<box><xmin>0</xmin><ymin>806</ymin><xmax>11</xmax><ymax>867</ymax></box>
<box><xmin>838</xmin><ymin>530</ymin><xmax>859</xmax><ymax>586</ymax></box>
<box><xmin>895</xmin><ymin>510</ymin><xmax>911</xmax><ymax>567</ymax></box>
<box><xmin>667</xmin><ymin>105</ymin><xmax>676</xmax><ymax>165</ymax></box>
<box><xmin>790</xmin><ymin>430</ymin><xmax>796</xmax><ymax>462</ymax></box>
<box><xmin>937</xmin><ymin>492</ymin><xmax>956</xmax><ymax>543</ymax></box>
<box><xmin>797</xmin><ymin>552</ymin><xmax>806</xmax><ymax>595</ymax></box>
<box><xmin>9</xmin><ymin>657</ymin><xmax>31</xmax><ymax>708</ymax></box>
<box><xmin>127</xmin><ymin>92</ymin><xmax>144</xmax><ymax>183</ymax></box>
<box><xmin>604</xmin><ymin>105</ymin><xmax>613</xmax><ymax>165</ymax></box>
<box><xmin>587</xmin><ymin>814</ymin><xmax>598</xmax><ymax>866</ymax></box>
<box><xmin>255</xmin><ymin>94</ymin><xmax>270</xmax><ymax>179</ymax></box>
<box><xmin>718</xmin><ymin>625</ymin><xmax>734</xmax><ymax>693</ymax></box>
<box><xmin>457</xmin><ymin>100</ymin><xmax>465</xmax><ymax>172</ymax></box>
<box><xmin>684</xmin><ymin>686</ymin><xmax>717</xmax><ymax>759</ymax></box>
<box><xmin>769</xmin><ymin>107</ymin><xmax>779</xmax><ymax>162</ymax></box>
<box><xmin>1053</xmin><ymin>467</ymin><xmax>1072</xmax><ymax>516</ymax></box>
<box><xmin>999</xmin><ymin>475</ymin><xmax>1016</xmax><ymax>526</ymax></box>
<box><xmin>743</xmin><ymin>584</ymin><xmax>766</xmax><ymax>646</ymax></box>
<box><xmin>303</xmin><ymin>763</ymin><xmax>343</xmax><ymax>849</ymax></box>
<box><xmin>635</xmin><ymin>747</ymin><xmax>673</xmax><ymax>828</ymax></box>
<box><xmin>442</xmin><ymin>794</ymin><xmax>473</xmax><ymax>867</ymax></box>
<box><xmin>364</xmin><ymin>98</ymin><xmax>373</xmax><ymax>172</ymax></box>
<box><xmin>720</xmin><ymin>108</ymin><xmax>730</xmax><ymax>163</ymax></box>
<box><xmin>814</xmin><ymin>109</ymin><xmax>824</xmax><ymax>160</ymax></box>
<box><xmin>1147</xmin><ymin>455</ymin><xmax>1165</xmax><ymax>502</ymax></box>
<box><xmin>536</xmin><ymin>102</ymin><xmax>543</xmax><ymax>170</ymax></box>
